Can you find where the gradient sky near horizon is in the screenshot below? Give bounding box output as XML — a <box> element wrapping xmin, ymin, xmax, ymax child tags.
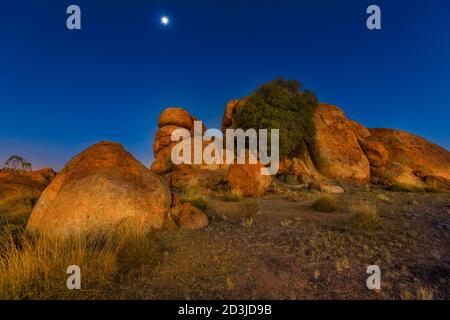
<box><xmin>1</xmin><ymin>0</ymin><xmax>449</xmax><ymax>170</ymax></box>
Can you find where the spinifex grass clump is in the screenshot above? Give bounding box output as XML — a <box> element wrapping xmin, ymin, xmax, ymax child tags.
<box><xmin>348</xmin><ymin>200</ymin><xmax>382</xmax><ymax>231</ymax></box>
<box><xmin>312</xmin><ymin>194</ymin><xmax>339</xmax><ymax>212</ymax></box>
<box><xmin>240</xmin><ymin>198</ymin><xmax>261</xmax><ymax>227</ymax></box>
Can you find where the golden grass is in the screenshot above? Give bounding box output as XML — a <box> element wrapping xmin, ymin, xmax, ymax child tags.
<box><xmin>0</xmin><ymin>189</ymin><xmax>41</xmax><ymax>227</ymax></box>
<box><xmin>223</xmin><ymin>189</ymin><xmax>243</xmax><ymax>202</ymax></box>
<box><xmin>312</xmin><ymin>194</ymin><xmax>338</xmax><ymax>212</ymax></box>
<box><xmin>376</xmin><ymin>193</ymin><xmax>392</xmax><ymax>203</ymax></box>
<box><xmin>180</xmin><ymin>185</ymin><xmax>208</xmax><ymax>211</ymax></box>
<box><xmin>388</xmin><ymin>183</ymin><xmax>444</xmax><ymax>193</ymax></box>
<box><xmin>0</xmin><ymin>226</ymin><xmax>162</xmax><ymax>300</ymax></box>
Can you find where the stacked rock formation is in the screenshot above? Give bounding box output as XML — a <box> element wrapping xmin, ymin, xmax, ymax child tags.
<box><xmin>151</xmin><ymin>107</ymin><xmax>196</xmax><ymax>175</ymax></box>
<box><xmin>151</xmin><ymin>107</ymin><xmax>229</xmax><ymax>190</ymax></box>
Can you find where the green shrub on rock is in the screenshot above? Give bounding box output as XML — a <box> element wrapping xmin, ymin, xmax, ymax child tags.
<box><xmin>233</xmin><ymin>78</ymin><xmax>318</xmax><ymax>159</ymax></box>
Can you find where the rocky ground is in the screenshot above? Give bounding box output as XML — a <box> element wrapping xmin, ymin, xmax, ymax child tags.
<box><xmin>108</xmin><ymin>187</ymin><xmax>450</xmax><ymax>300</ymax></box>
<box><xmin>1</xmin><ymin>170</ymin><xmax>449</xmax><ymax>299</ymax></box>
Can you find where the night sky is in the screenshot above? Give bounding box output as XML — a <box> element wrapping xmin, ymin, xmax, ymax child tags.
<box><xmin>1</xmin><ymin>0</ymin><xmax>449</xmax><ymax>170</ymax></box>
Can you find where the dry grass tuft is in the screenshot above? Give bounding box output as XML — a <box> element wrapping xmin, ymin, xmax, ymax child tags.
<box><xmin>388</xmin><ymin>183</ymin><xmax>423</xmax><ymax>193</ymax></box>
<box><xmin>312</xmin><ymin>194</ymin><xmax>338</xmax><ymax>212</ymax></box>
<box><xmin>223</xmin><ymin>189</ymin><xmax>243</xmax><ymax>202</ymax></box>
<box><xmin>0</xmin><ymin>232</ymin><xmax>117</xmax><ymax>299</ymax></box>
<box><xmin>376</xmin><ymin>193</ymin><xmax>392</xmax><ymax>203</ymax></box>
<box><xmin>415</xmin><ymin>286</ymin><xmax>434</xmax><ymax>300</ymax></box>
<box><xmin>0</xmin><ymin>225</ymin><xmax>162</xmax><ymax>300</ymax></box>
<box><xmin>180</xmin><ymin>185</ymin><xmax>208</xmax><ymax>211</ymax></box>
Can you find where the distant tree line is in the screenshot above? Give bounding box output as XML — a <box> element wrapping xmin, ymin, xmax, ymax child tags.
<box><xmin>1</xmin><ymin>155</ymin><xmax>33</xmax><ymax>171</ymax></box>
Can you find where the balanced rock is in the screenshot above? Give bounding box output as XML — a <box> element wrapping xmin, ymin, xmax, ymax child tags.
<box><xmin>26</xmin><ymin>141</ymin><xmax>171</xmax><ymax>237</ymax></box>
<box><xmin>151</xmin><ymin>107</ymin><xmax>231</xmax><ymax>190</ymax></box>
<box><xmin>151</xmin><ymin>107</ymin><xmax>209</xmax><ymax>176</ymax></box>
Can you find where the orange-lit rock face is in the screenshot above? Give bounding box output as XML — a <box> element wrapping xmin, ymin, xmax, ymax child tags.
<box><xmin>361</xmin><ymin>141</ymin><xmax>389</xmax><ymax>168</ymax></box>
<box><xmin>151</xmin><ymin>107</ymin><xmax>230</xmax><ymax>181</ymax></box>
<box><xmin>221</xmin><ymin>99</ymin><xmax>244</xmax><ymax>132</ymax></box>
<box><xmin>152</xmin><ymin>107</ymin><xmax>195</xmax><ymax>175</ymax></box>
<box><xmin>0</xmin><ymin>167</ymin><xmax>56</xmax><ymax>198</ymax></box>
<box><xmin>26</xmin><ymin>141</ymin><xmax>171</xmax><ymax>237</ymax></box>
<box><xmin>311</xmin><ymin>104</ymin><xmax>370</xmax><ymax>182</ymax></box>
<box><xmin>158</xmin><ymin>107</ymin><xmax>193</xmax><ymax>129</ymax></box>
<box><xmin>168</xmin><ymin>166</ymin><xmax>227</xmax><ymax>189</ymax></box>
<box><xmin>366</xmin><ymin>128</ymin><xmax>450</xmax><ymax>189</ymax></box>
<box><xmin>178</xmin><ymin>203</ymin><xmax>209</xmax><ymax>230</ymax></box>
<box><xmin>228</xmin><ymin>162</ymin><xmax>272</xmax><ymax>197</ymax></box>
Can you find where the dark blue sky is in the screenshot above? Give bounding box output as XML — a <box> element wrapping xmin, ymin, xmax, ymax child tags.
<box><xmin>1</xmin><ymin>0</ymin><xmax>449</xmax><ymax>170</ymax></box>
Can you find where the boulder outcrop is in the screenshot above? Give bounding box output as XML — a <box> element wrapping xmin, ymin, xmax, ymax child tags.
<box><xmin>220</xmin><ymin>97</ymin><xmax>450</xmax><ymax>192</ymax></box>
<box><xmin>364</xmin><ymin>129</ymin><xmax>450</xmax><ymax>189</ymax></box>
<box><xmin>26</xmin><ymin>141</ymin><xmax>172</xmax><ymax>237</ymax></box>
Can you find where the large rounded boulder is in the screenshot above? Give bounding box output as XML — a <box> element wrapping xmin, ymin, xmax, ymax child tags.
<box><xmin>158</xmin><ymin>107</ymin><xmax>193</xmax><ymax>129</ymax></box>
<box><xmin>26</xmin><ymin>141</ymin><xmax>172</xmax><ymax>237</ymax></box>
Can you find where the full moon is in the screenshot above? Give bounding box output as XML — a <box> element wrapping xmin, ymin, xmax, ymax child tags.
<box><xmin>161</xmin><ymin>16</ymin><xmax>169</xmax><ymax>26</ymax></box>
